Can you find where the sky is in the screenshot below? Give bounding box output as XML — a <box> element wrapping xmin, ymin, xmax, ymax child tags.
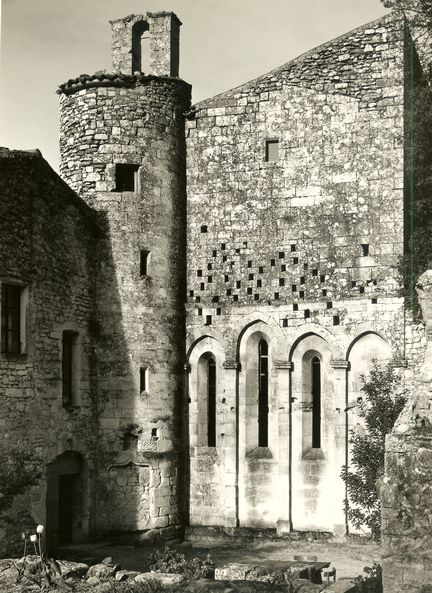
<box><xmin>0</xmin><ymin>0</ymin><xmax>389</xmax><ymax>172</ymax></box>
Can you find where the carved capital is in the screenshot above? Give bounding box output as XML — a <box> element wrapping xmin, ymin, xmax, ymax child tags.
<box><xmin>222</xmin><ymin>360</ymin><xmax>241</xmax><ymax>371</ymax></box>
<box><xmin>330</xmin><ymin>359</ymin><xmax>350</xmax><ymax>370</ymax></box>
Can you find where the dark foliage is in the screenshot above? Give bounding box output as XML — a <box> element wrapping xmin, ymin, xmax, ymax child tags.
<box><xmin>0</xmin><ymin>441</ymin><xmax>44</xmax><ymax>515</ymax></box>
<box><xmin>149</xmin><ymin>546</ymin><xmax>215</xmax><ymax>580</ymax></box>
<box><xmin>354</xmin><ymin>563</ymin><xmax>383</xmax><ymax>593</ymax></box>
<box><xmin>341</xmin><ymin>364</ymin><xmax>408</xmax><ymax>540</ymax></box>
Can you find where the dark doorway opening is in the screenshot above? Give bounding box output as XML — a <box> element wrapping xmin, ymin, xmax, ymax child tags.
<box><xmin>58</xmin><ymin>474</ymin><xmax>78</xmax><ymax>543</ymax></box>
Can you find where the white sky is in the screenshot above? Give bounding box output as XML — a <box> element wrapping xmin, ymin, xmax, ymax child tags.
<box><xmin>0</xmin><ymin>0</ymin><xmax>389</xmax><ymax>171</ymax></box>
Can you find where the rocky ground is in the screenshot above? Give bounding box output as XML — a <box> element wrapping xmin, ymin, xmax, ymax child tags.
<box><xmin>0</xmin><ymin>537</ymin><xmax>380</xmax><ymax>592</ymax></box>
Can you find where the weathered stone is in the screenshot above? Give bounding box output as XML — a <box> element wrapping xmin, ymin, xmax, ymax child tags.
<box><xmin>134</xmin><ymin>571</ymin><xmax>185</xmax><ymax>585</ymax></box>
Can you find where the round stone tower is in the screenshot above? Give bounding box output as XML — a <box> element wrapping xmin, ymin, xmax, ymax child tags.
<box><xmin>58</xmin><ymin>12</ymin><xmax>191</xmax><ymax>540</ymax></box>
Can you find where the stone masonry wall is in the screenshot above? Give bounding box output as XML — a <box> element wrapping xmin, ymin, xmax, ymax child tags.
<box><xmin>59</xmin><ymin>75</ymin><xmax>191</xmax><ymax>540</ymax></box>
<box><xmin>0</xmin><ymin>148</ymin><xmax>99</xmax><ymax>553</ymax></box>
<box><xmin>185</xmin><ymin>12</ymin><xmax>410</xmax><ymax>533</ymax></box>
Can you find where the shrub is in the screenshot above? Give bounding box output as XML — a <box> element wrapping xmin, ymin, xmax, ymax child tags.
<box><xmin>354</xmin><ymin>563</ymin><xmax>383</xmax><ymax>593</ymax></box>
<box><xmin>0</xmin><ymin>440</ymin><xmax>44</xmax><ymax>515</ymax></box>
<box><xmin>149</xmin><ymin>546</ymin><xmax>214</xmax><ymax>579</ymax></box>
<box><xmin>341</xmin><ymin>363</ymin><xmax>408</xmax><ymax>540</ymax></box>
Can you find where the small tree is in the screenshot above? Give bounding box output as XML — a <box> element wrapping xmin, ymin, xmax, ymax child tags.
<box><xmin>341</xmin><ymin>363</ymin><xmax>408</xmax><ymax>540</ymax></box>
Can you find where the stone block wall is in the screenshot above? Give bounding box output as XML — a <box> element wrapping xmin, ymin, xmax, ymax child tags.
<box><xmin>58</xmin><ymin>73</ymin><xmax>191</xmax><ymax>538</ymax></box>
<box><xmin>185</xmin><ymin>12</ymin><xmax>411</xmax><ymax>533</ymax></box>
<box><xmin>0</xmin><ymin>148</ymin><xmax>99</xmax><ymax>553</ymax></box>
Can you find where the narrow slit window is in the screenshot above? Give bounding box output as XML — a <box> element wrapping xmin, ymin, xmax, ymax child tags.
<box><xmin>205</xmin><ymin>315</ymin><xmax>212</xmax><ymax>326</ymax></box>
<box><xmin>115</xmin><ymin>164</ymin><xmax>139</xmax><ymax>192</ymax></box>
<box><xmin>258</xmin><ymin>339</ymin><xmax>269</xmax><ymax>447</ymax></box>
<box><xmin>140</xmin><ymin>250</ymin><xmax>150</xmax><ymax>276</ymax></box>
<box><xmin>208</xmin><ymin>358</ymin><xmax>216</xmax><ymax>447</ymax></box>
<box><xmin>265</xmin><ymin>140</ymin><xmax>279</xmax><ymax>162</ymax></box>
<box><xmin>361</xmin><ymin>244</ymin><xmax>369</xmax><ymax>256</ymax></box>
<box><xmin>312</xmin><ymin>357</ymin><xmax>321</xmax><ymax>448</ymax></box>
<box><xmin>139</xmin><ymin>366</ymin><xmax>148</xmax><ymax>392</ymax></box>
<box><xmin>1</xmin><ymin>283</ymin><xmax>22</xmax><ymax>355</ymax></box>
<box><xmin>62</xmin><ymin>331</ymin><xmax>78</xmax><ymax>406</ymax></box>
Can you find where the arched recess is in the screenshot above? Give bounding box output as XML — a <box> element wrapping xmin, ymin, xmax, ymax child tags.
<box><xmin>132</xmin><ymin>20</ymin><xmax>150</xmax><ymax>73</ymax></box>
<box><xmin>346</xmin><ymin>331</ymin><xmax>392</xmax><ymax>533</ymax></box>
<box><xmin>238</xmin><ymin>320</ymin><xmax>278</xmax><ymax>452</ymax></box>
<box><xmin>188</xmin><ymin>336</ymin><xmax>225</xmax><ymax>449</ymax></box>
<box><xmin>46</xmin><ymin>451</ymin><xmax>88</xmax><ymax>551</ymax></box>
<box><xmin>346</xmin><ymin>331</ymin><xmax>392</xmax><ymax>405</ymax></box>
<box><xmin>236</xmin><ymin>320</ymin><xmax>281</xmax><ymax>528</ymax></box>
<box><xmin>290</xmin><ymin>332</ymin><xmax>345</xmax><ymax>531</ymax></box>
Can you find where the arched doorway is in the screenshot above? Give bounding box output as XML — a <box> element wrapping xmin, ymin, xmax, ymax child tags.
<box><xmin>46</xmin><ymin>451</ymin><xmax>85</xmax><ymax>549</ymax></box>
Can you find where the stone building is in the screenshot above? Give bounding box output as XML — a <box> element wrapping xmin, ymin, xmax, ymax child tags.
<box><xmin>0</xmin><ymin>9</ymin><xmax>431</xmax><ymax>554</ymax></box>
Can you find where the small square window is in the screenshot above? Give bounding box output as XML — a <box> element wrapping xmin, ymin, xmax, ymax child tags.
<box><xmin>279</xmin><ymin>278</ymin><xmax>285</xmax><ymax>287</ymax></box>
<box><xmin>224</xmin><ymin>274</ymin><xmax>229</xmax><ymax>282</ymax></box>
<box><xmin>292</xmin><ymin>285</ymin><xmax>297</xmax><ymax>292</ymax></box>
<box><xmin>195</xmin><ymin>296</ymin><xmax>201</xmax><ymax>303</ymax></box>
<box><xmin>327</xmin><ymin>302</ymin><xmax>333</xmax><ymax>309</ymax></box>
<box><xmin>257</xmin><ymin>279</ymin><xmax>262</xmax><ymax>288</ymax></box>
<box><xmin>281</xmin><ymin>264</ymin><xmax>286</xmax><ymax>272</ymax></box>
<box><xmin>282</xmin><ymin>318</ymin><xmax>288</xmax><ymax>328</ymax></box>
<box><xmin>333</xmin><ymin>315</ymin><xmax>340</xmax><ymax>326</ymax></box>
<box><xmin>361</xmin><ymin>244</ymin><xmax>369</xmax><ymax>256</ymax></box>
<box><xmin>322</xmin><ymin>289</ymin><xmax>327</xmax><ymax>297</ymax></box>
<box><xmin>265</xmin><ymin>139</ymin><xmax>279</xmax><ymax>162</ymax></box>
<box><xmin>293</xmin><ymin>257</ymin><xmax>298</xmax><ymax>265</ymax></box>
<box><xmin>258</xmin><ymin>266</ymin><xmax>264</xmax><ymax>274</ymax></box>
<box><xmin>359</xmin><ymin>286</ymin><xmax>365</xmax><ymax>294</ymax></box>
<box><xmin>197</xmin><ymin>308</ymin><xmax>203</xmax><ymax>316</ymax></box>
<box><xmin>247</xmin><ymin>287</ymin><xmax>253</xmax><ymax>295</ymax></box>
<box><xmin>200</xmin><ymin>225</ymin><xmax>208</xmax><ymax>233</ymax></box>
<box><xmin>320</xmin><ymin>275</ymin><xmax>325</xmax><ymax>283</ymax></box>
<box><xmin>227</xmin><ymin>288</ymin><xmax>232</xmax><ymax>296</ymax></box>
<box><xmin>304</xmin><ymin>309</ymin><xmax>310</xmax><ymax>319</ymax></box>
<box><xmin>221</xmin><ymin>243</ymin><xmax>226</xmax><ymax>250</ymax></box>
<box><xmin>274</xmin><ymin>292</ymin><xmax>279</xmax><ymax>300</ymax></box>
<box><xmin>254</xmin><ymin>294</ymin><xmax>259</xmax><ymax>301</ymax></box>
<box><xmin>197</xmin><ymin>269</ymin><xmax>202</xmax><ymax>277</ymax></box>
<box><xmin>115</xmin><ymin>164</ymin><xmax>139</xmax><ymax>192</ymax></box>
<box><xmin>249</xmin><ymin>273</ymin><xmax>254</xmax><ymax>280</ymax></box>
<box><xmin>300</xmin><ymin>276</ymin><xmax>305</xmax><ymax>285</ymax></box>
<box><xmin>293</xmin><ymin>303</ymin><xmax>299</xmax><ymax>311</ymax></box>
<box><xmin>372</xmin><ymin>298</ymin><xmax>378</xmax><ymax>304</ymax></box>
<box><xmin>223</xmin><ymin>255</ymin><xmax>227</xmax><ymax>262</ymax></box>
<box><xmin>299</xmin><ymin>290</ymin><xmax>305</xmax><ymax>299</ymax></box>
<box><xmin>208</xmin><ymin>276</ymin><xmax>213</xmax><ymax>283</ymax></box>
<box><xmin>291</xmin><ymin>244</ymin><xmax>296</xmax><ymax>252</ymax></box>
<box><xmin>208</xmin><ymin>263</ymin><xmax>212</xmax><ymax>270</ymax></box>
<box><xmin>236</xmin><ymin>280</ymin><xmax>241</xmax><ymax>289</ymax></box>
<box><xmin>189</xmin><ymin>290</ymin><xmax>194</xmax><ymax>297</ymax></box>
<box><xmin>248</xmin><ymin>260</ymin><xmax>253</xmax><ymax>268</ymax></box>
<box><xmin>205</xmin><ymin>315</ymin><xmax>212</xmax><ymax>326</ymax></box>
<box><xmin>270</xmin><ymin>259</ymin><xmax>275</xmax><ymax>266</ymax></box>
<box><xmin>312</xmin><ymin>269</ymin><xmax>318</xmax><ymax>276</ymax></box>
<box><xmin>212</xmin><ymin>296</ymin><xmax>219</xmax><ymax>303</ymax></box>
<box><xmin>278</xmin><ymin>251</ymin><xmax>285</xmax><ymax>259</ymax></box>
<box><xmin>200</xmin><ymin>283</ymin><xmax>205</xmax><ymax>290</ymax></box>
<box><xmin>216</xmin><ymin>307</ymin><xmax>222</xmax><ymax>315</ymax></box>
<box><xmin>233</xmin><ymin>295</ymin><xmax>239</xmax><ymax>302</ymax></box>
<box><xmin>235</xmin><ymin>248</ymin><xmax>240</xmax><ymax>254</ymax></box>
<box><xmin>212</xmin><ymin>250</ymin><xmax>217</xmax><ymax>257</ymax></box>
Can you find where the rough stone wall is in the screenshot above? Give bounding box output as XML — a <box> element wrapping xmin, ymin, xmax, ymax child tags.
<box><xmin>59</xmin><ymin>75</ymin><xmax>191</xmax><ymax>539</ymax></box>
<box><xmin>186</xmin><ymin>12</ymin><xmax>410</xmax><ymax>533</ymax></box>
<box><xmin>0</xmin><ymin>149</ymin><xmax>98</xmax><ymax>553</ymax></box>
<box><xmin>382</xmin><ymin>271</ymin><xmax>432</xmax><ymax>593</ymax></box>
